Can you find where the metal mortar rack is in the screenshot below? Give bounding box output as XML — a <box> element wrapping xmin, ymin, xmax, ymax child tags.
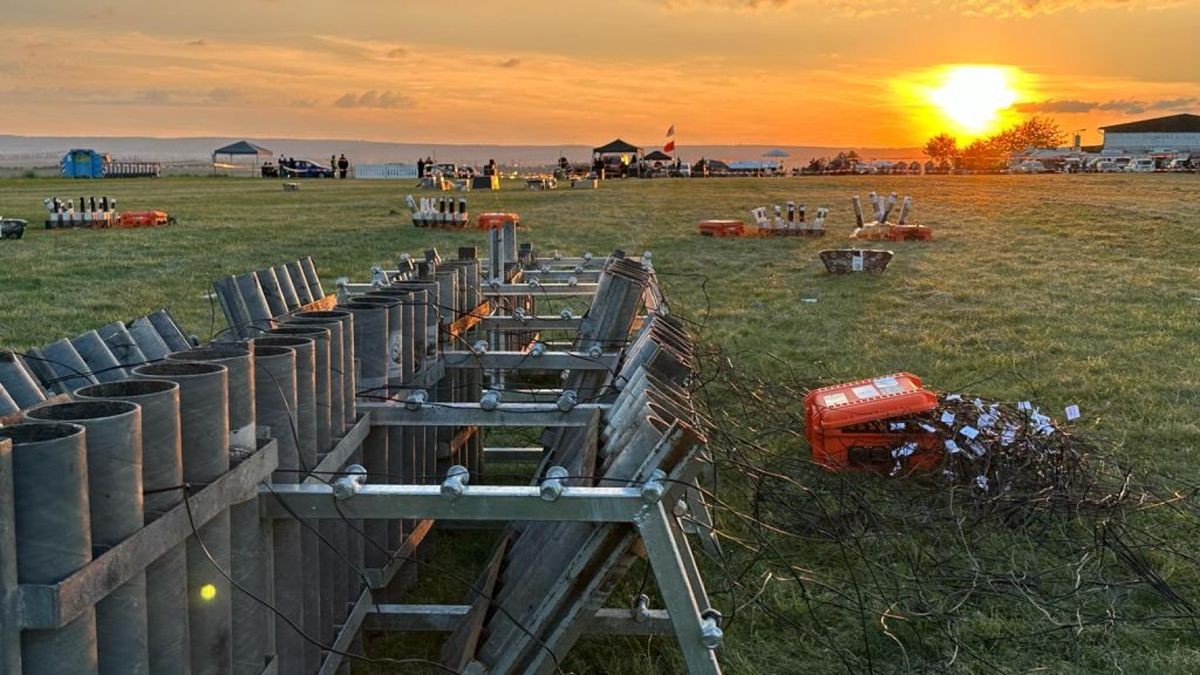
<box><xmin>1</xmin><ymin>220</ymin><xmax>723</xmax><ymax>673</ymax></box>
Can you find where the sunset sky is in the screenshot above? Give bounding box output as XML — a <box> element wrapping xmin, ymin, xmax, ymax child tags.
<box><xmin>1</xmin><ymin>0</ymin><xmax>1197</xmax><ymax>147</ymax></box>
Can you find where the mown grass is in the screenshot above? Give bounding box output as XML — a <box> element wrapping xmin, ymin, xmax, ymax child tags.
<box><xmin>2</xmin><ymin>174</ymin><xmax>1199</xmax><ymax>672</ymax></box>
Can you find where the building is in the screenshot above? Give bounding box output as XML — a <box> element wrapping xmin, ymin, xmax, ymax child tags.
<box><xmin>1100</xmin><ymin>113</ymin><xmax>1200</xmax><ymax>154</ymax></box>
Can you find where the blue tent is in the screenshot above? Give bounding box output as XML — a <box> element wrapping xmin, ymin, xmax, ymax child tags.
<box><xmin>60</xmin><ymin>149</ymin><xmax>108</xmax><ymax>178</ymax></box>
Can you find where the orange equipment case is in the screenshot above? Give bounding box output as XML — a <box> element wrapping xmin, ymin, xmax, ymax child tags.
<box><xmin>477</xmin><ymin>212</ymin><xmax>520</xmax><ymax>231</ymax></box>
<box><xmin>117</xmin><ymin>210</ymin><xmax>170</xmax><ymax>228</ymax></box>
<box><xmin>886</xmin><ymin>223</ymin><xmax>933</xmax><ymax>241</ymax></box>
<box><xmin>698</xmin><ymin>220</ymin><xmax>746</xmax><ymax>237</ymax></box>
<box><xmin>805</xmin><ymin>373</ymin><xmax>941</xmax><ymax>471</ymax></box>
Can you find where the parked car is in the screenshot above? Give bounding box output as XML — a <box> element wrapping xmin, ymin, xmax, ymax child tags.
<box><xmin>1124</xmin><ymin>158</ymin><xmax>1156</xmax><ymax>173</ymax></box>
<box><xmin>1012</xmin><ymin>160</ymin><xmax>1047</xmax><ymax>174</ymax></box>
<box><xmin>280</xmin><ymin>159</ymin><xmax>333</xmax><ymax>178</ymax></box>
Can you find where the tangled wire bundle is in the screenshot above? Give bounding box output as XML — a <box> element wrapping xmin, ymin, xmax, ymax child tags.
<box><xmin>684</xmin><ymin>346</ymin><xmax>1200</xmax><ymax>672</ymax></box>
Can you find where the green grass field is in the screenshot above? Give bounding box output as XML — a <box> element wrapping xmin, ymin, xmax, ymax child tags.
<box><xmin>3</xmin><ymin>174</ymin><xmax>1199</xmax><ymax>672</ymax></box>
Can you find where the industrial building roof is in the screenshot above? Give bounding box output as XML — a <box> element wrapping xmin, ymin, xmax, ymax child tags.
<box><xmin>1100</xmin><ymin>113</ymin><xmax>1200</xmax><ymax>134</ymax></box>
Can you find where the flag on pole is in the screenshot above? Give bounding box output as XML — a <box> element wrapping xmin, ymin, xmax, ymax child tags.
<box><xmin>666</xmin><ymin>124</ymin><xmax>675</xmax><ymax>137</ymax></box>
<box><xmin>664</xmin><ymin>140</ymin><xmax>676</xmax><ymax>153</ymax></box>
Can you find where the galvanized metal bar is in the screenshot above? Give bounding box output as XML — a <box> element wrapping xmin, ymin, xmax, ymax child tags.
<box><xmin>359</xmin><ymin>401</ymin><xmax>608</xmax><ymax>427</ymax></box>
<box><xmin>636</xmin><ymin>501</ymin><xmax>722</xmax><ymax>675</ymax></box>
<box><xmin>485</xmin><ymin>283</ymin><xmax>599</xmax><ymax>297</ymax></box>
<box><xmin>304</xmin><ymin>413</ymin><xmax>371</xmax><ymax>485</ymax></box>
<box><xmin>519</xmin><ymin>270</ymin><xmax>602</xmax><ymax>283</ymax></box>
<box><xmin>364</xmin><ymin>604</ymin><xmax>671</xmax><ymax>636</ymax></box>
<box><xmin>261</xmin><ymin>483</ymin><xmax>644</xmax><ymax>522</ymax></box>
<box><xmin>478</xmin><ymin>316</ymin><xmax>583</xmax><ymax>331</ymax></box>
<box><xmin>483</xmin><ymin>447</ymin><xmax>544</xmax><ymax>463</ymax></box>
<box><xmin>315</xmin><ymin>585</ymin><xmax>372</xmax><ymax>675</ymax></box>
<box><xmin>442</xmin><ymin>351</ymin><xmax>618</xmax><ymax>371</ymax></box>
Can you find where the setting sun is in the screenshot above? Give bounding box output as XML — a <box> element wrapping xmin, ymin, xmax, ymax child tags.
<box><xmin>928</xmin><ymin>66</ymin><xmax>1020</xmax><ymax>135</ymax></box>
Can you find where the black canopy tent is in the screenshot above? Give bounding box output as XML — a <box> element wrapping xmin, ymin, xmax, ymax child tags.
<box><xmin>592</xmin><ymin>138</ymin><xmax>642</xmax><ymax>158</ymax></box>
<box><xmin>212</xmin><ymin>140</ymin><xmax>274</xmax><ymax>176</ymax></box>
<box><xmin>643</xmin><ymin>150</ymin><xmax>673</xmax><ymax>162</ymax></box>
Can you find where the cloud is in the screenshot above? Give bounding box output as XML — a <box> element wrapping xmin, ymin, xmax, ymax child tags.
<box><xmin>333</xmin><ymin>90</ymin><xmax>410</xmax><ymax>109</ymax></box>
<box><xmin>186</xmin><ymin>39</ymin><xmax>207</xmax><ymax>47</ymax></box>
<box><xmin>662</xmin><ymin>0</ymin><xmax>1177</xmax><ymax>17</ymax></box>
<box><xmin>386</xmin><ymin>47</ymin><xmax>407</xmax><ymax>58</ymax></box>
<box><xmin>87</xmin><ymin>6</ymin><xmax>117</xmax><ymax>20</ymax></box>
<box><xmin>499</xmin><ymin>58</ymin><xmax>521</xmax><ymax>68</ymax></box>
<box><xmin>140</xmin><ymin>89</ymin><xmax>172</xmax><ymax>105</ymax></box>
<box><xmin>1015</xmin><ymin>97</ymin><xmax>1197</xmax><ymax>115</ymax></box>
<box><xmin>207</xmin><ymin>88</ymin><xmax>240</xmax><ymax>103</ymax></box>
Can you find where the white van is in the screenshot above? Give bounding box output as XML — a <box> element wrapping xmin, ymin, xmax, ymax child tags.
<box><xmin>1124</xmin><ymin>158</ymin><xmax>1156</xmax><ymax>172</ymax></box>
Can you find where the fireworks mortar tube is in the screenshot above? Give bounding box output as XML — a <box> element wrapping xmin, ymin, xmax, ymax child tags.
<box><xmin>898</xmin><ymin>196</ymin><xmax>913</xmax><ymax>225</ymax></box>
<box><xmin>881</xmin><ymin>192</ymin><xmax>898</xmax><ymax>223</ymax></box>
<box><xmin>851</xmin><ymin>195</ymin><xmax>865</xmax><ymax>228</ymax></box>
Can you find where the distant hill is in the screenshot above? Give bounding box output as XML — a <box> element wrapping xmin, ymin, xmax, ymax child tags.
<box><xmin>0</xmin><ymin>135</ymin><xmax>922</xmax><ymax>168</ymax></box>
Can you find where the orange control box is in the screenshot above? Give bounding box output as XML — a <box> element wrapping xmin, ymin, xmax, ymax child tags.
<box><xmin>886</xmin><ymin>223</ymin><xmax>933</xmax><ymax>241</ymax></box>
<box><xmin>698</xmin><ymin>220</ymin><xmax>746</xmax><ymax>237</ymax></box>
<box><xmin>477</xmin><ymin>212</ymin><xmax>520</xmax><ymax>231</ymax></box>
<box><xmin>804</xmin><ymin>373</ymin><xmax>941</xmax><ymax>471</ymax></box>
<box><xmin>117</xmin><ymin>210</ymin><xmax>170</xmax><ymax>228</ymax></box>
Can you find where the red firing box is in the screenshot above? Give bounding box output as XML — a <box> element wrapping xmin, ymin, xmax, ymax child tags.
<box><xmin>886</xmin><ymin>223</ymin><xmax>933</xmax><ymax>241</ymax></box>
<box><xmin>804</xmin><ymin>373</ymin><xmax>941</xmax><ymax>471</ymax></box>
<box><xmin>477</xmin><ymin>212</ymin><xmax>520</xmax><ymax>231</ymax></box>
<box><xmin>117</xmin><ymin>210</ymin><xmax>169</xmax><ymax>227</ymax></box>
<box><xmin>698</xmin><ymin>220</ymin><xmax>745</xmax><ymax>237</ymax></box>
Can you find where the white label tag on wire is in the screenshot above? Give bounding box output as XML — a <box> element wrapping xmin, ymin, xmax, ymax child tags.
<box><xmin>1065</xmin><ymin>404</ymin><xmax>1081</xmax><ymax>421</ymax></box>
<box><xmin>940</xmin><ymin>411</ymin><xmax>955</xmax><ymax>425</ymax></box>
<box><xmin>851</xmin><ymin>254</ymin><xmax>864</xmax><ymax>272</ymax></box>
<box><xmin>959</xmin><ymin>426</ymin><xmax>979</xmax><ymax>439</ymax></box>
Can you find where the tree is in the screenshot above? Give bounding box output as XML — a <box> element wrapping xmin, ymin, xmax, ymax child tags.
<box><xmin>806</xmin><ymin>157</ymin><xmax>827</xmax><ymax>173</ymax></box>
<box><xmin>923</xmin><ymin>133</ymin><xmax>958</xmax><ymax>164</ymax></box>
<box><xmin>990</xmin><ymin>116</ymin><xmax>1066</xmax><ymax>153</ymax></box>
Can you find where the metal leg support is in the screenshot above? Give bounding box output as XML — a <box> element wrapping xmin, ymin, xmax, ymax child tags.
<box><xmin>636</xmin><ymin>501</ymin><xmax>722</xmax><ymax>675</ymax></box>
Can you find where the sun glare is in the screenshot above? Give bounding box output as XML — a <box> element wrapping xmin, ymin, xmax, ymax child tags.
<box><xmin>927</xmin><ymin>66</ymin><xmax>1020</xmax><ymax>136</ymax></box>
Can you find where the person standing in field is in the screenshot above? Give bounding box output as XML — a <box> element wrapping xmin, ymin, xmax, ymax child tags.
<box><xmin>330</xmin><ymin>155</ymin><xmax>337</xmax><ymax>178</ymax></box>
<box><xmin>337</xmin><ymin>154</ymin><xmax>349</xmax><ymax>179</ymax></box>
<box><xmin>417</xmin><ymin>157</ymin><xmax>425</xmax><ymax>180</ymax></box>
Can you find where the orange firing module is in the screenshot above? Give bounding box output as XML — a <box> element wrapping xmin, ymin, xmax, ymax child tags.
<box><xmin>117</xmin><ymin>210</ymin><xmax>170</xmax><ymax>228</ymax></box>
<box><xmin>804</xmin><ymin>373</ymin><xmax>942</xmax><ymax>471</ymax></box>
<box><xmin>476</xmin><ymin>212</ymin><xmax>520</xmax><ymax>231</ymax></box>
<box><xmin>698</xmin><ymin>220</ymin><xmax>746</xmax><ymax>237</ymax></box>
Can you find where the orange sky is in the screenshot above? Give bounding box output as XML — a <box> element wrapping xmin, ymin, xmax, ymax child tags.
<box><xmin>0</xmin><ymin>0</ymin><xmax>1196</xmax><ymax>147</ymax></box>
